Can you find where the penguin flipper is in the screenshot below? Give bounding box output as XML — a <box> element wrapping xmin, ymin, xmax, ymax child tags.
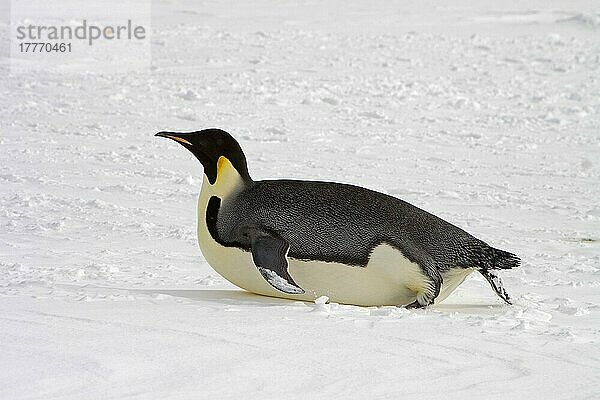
<box><xmin>247</xmin><ymin>228</ymin><xmax>305</xmax><ymax>294</ymax></box>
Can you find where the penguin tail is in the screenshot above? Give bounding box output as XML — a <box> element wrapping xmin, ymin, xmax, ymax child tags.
<box><xmin>486</xmin><ymin>247</ymin><xmax>521</xmax><ymax>270</ymax></box>
<box><xmin>475</xmin><ymin>247</ymin><xmax>519</xmax><ymax>305</ymax></box>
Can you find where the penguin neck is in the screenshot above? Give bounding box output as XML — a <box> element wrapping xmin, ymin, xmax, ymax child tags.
<box><xmin>202</xmin><ymin>156</ymin><xmax>251</xmax><ymax>200</ymax></box>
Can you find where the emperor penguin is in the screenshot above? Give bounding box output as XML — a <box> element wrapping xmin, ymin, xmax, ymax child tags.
<box><xmin>156</xmin><ymin>129</ymin><xmax>520</xmax><ymax>307</ymax></box>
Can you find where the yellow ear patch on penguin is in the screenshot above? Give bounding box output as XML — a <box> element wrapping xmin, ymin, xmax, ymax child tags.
<box><xmin>216</xmin><ymin>156</ymin><xmax>236</xmax><ymax>184</ymax></box>
<box><xmin>211</xmin><ymin>156</ymin><xmax>245</xmax><ymax>197</ymax></box>
<box><xmin>217</xmin><ymin>155</ymin><xmax>227</xmax><ymax>173</ymax></box>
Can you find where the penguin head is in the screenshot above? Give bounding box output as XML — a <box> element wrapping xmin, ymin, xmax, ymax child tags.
<box><xmin>155</xmin><ymin>128</ymin><xmax>251</xmax><ymax>185</ymax></box>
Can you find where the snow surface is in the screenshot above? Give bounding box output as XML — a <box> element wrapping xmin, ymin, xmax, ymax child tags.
<box><xmin>1</xmin><ymin>1</ymin><xmax>600</xmax><ymax>399</ymax></box>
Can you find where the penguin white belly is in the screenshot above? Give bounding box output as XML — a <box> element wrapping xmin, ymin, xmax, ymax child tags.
<box><xmin>288</xmin><ymin>244</ymin><xmax>430</xmax><ymax>306</ymax></box>
<box><xmin>199</xmin><ymin>201</ymin><xmax>472</xmax><ymax>306</ymax></box>
<box><xmin>198</xmin><ymin>231</ymin><xmax>423</xmax><ymax>306</ymax></box>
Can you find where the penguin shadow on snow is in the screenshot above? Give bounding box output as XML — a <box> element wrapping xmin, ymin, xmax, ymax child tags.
<box><xmin>148</xmin><ymin>288</ymin><xmax>297</xmax><ymax>307</ymax></box>
<box><xmin>141</xmin><ymin>287</ymin><xmax>509</xmax><ymax>315</ymax></box>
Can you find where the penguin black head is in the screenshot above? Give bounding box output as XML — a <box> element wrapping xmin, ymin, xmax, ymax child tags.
<box><xmin>155</xmin><ymin>128</ymin><xmax>251</xmax><ymax>184</ymax></box>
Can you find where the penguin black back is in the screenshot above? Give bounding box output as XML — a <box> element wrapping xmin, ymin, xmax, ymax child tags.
<box><xmin>214</xmin><ymin>178</ymin><xmax>519</xmax><ymax>272</ymax></box>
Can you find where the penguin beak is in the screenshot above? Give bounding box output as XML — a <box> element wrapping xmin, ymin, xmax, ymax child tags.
<box><xmin>155</xmin><ymin>130</ymin><xmax>214</xmax><ymax>174</ymax></box>
<box><xmin>155</xmin><ymin>131</ymin><xmax>193</xmax><ymax>146</ymax></box>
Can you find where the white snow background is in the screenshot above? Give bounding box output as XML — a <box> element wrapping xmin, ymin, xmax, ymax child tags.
<box><xmin>1</xmin><ymin>1</ymin><xmax>600</xmax><ymax>399</ymax></box>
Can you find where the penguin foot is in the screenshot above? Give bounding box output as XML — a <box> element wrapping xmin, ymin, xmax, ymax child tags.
<box><xmin>405</xmin><ymin>293</ymin><xmax>436</xmax><ymax>308</ymax></box>
<box><xmin>404</xmin><ymin>266</ymin><xmax>442</xmax><ymax>309</ymax></box>
<box><xmin>405</xmin><ymin>300</ymin><xmax>426</xmax><ymax>309</ymax></box>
